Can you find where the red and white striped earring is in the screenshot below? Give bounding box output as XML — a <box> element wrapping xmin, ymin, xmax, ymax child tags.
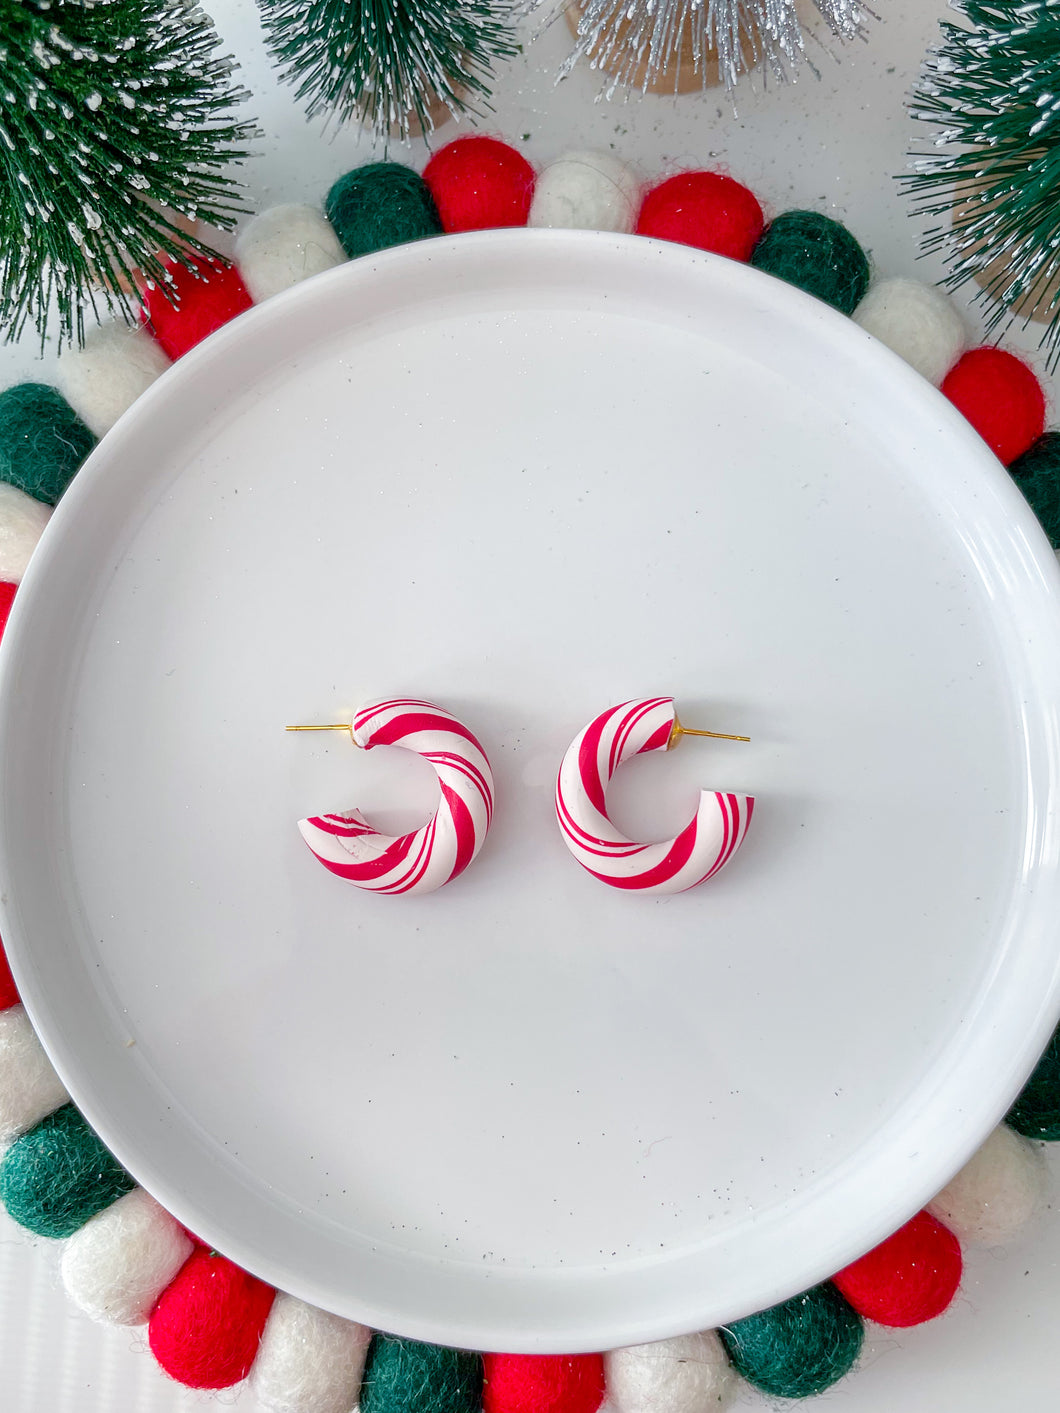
<box><xmin>555</xmin><ymin>696</ymin><xmax>754</xmax><ymax>895</ymax></box>
<box><xmin>287</xmin><ymin>698</ymin><xmax>494</xmax><ymax>896</ymax></box>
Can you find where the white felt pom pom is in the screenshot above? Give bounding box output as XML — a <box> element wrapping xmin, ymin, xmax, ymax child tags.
<box><xmin>853</xmin><ymin>277</ymin><xmax>970</xmax><ymax>386</ymax></box>
<box><xmin>235</xmin><ymin>205</ymin><xmax>347</xmax><ymax>304</ymax></box>
<box><xmin>250</xmin><ymin>1293</ymin><xmax>371</xmax><ymax>1413</ymax></box>
<box><xmin>528</xmin><ymin>151</ymin><xmax>640</xmax><ymax>234</ymax></box>
<box><xmin>606</xmin><ymin>1332</ymin><xmax>738</xmax><ymax>1413</ymax></box>
<box><xmin>0</xmin><ymin>482</ymin><xmax>50</xmax><ymax>582</ymax></box>
<box><xmin>56</xmin><ymin>321</ymin><xmax>171</xmax><ymax>438</ymax></box>
<box><xmin>60</xmin><ymin>1187</ymin><xmax>193</xmax><ymax>1324</ymax></box>
<box><xmin>0</xmin><ymin>1004</ymin><xmax>69</xmax><ymax>1142</ymax></box>
<box><xmin>928</xmin><ymin>1124</ymin><xmax>1048</xmax><ymax>1247</ymax></box>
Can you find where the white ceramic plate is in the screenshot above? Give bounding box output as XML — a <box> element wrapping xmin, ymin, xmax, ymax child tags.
<box><xmin>1</xmin><ymin>231</ymin><xmax>1060</xmax><ymax>1353</ymax></box>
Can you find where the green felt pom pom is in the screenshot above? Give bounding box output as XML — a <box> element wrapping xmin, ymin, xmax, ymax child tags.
<box><xmin>0</xmin><ymin>383</ymin><xmax>97</xmax><ymax>505</ymax></box>
<box><xmin>720</xmin><ymin>1282</ymin><xmax>863</xmax><ymax>1399</ymax></box>
<box><xmin>752</xmin><ymin>211</ymin><xmax>870</xmax><ymax>316</ymax></box>
<box><xmin>1007</xmin><ymin>1021</ymin><xmax>1060</xmax><ymax>1139</ymax></box>
<box><xmin>325</xmin><ymin>164</ymin><xmax>443</xmax><ymax>262</ymax></box>
<box><xmin>0</xmin><ymin>1103</ymin><xmax>136</xmax><ymax>1238</ymax></box>
<box><xmin>360</xmin><ymin>1336</ymin><xmax>482</xmax><ymax>1413</ymax></box>
<box><xmin>1009</xmin><ymin>431</ymin><xmax>1060</xmax><ymax>549</ymax></box>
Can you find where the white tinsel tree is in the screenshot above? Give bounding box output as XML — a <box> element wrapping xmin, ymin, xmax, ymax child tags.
<box><xmin>558</xmin><ymin>0</ymin><xmax>868</xmax><ymax>96</ymax></box>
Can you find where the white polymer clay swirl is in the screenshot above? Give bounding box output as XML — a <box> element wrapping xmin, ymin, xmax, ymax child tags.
<box><xmin>555</xmin><ymin>696</ymin><xmax>754</xmax><ymax>895</ymax></box>
<box><xmin>298</xmin><ymin>698</ymin><xmax>494</xmax><ymax>896</ymax></box>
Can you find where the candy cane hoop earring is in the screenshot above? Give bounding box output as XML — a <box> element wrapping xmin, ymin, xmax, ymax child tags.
<box><xmin>555</xmin><ymin>696</ymin><xmax>754</xmax><ymax>895</ymax></box>
<box><xmin>286</xmin><ymin>698</ymin><xmax>495</xmax><ymax>896</ymax></box>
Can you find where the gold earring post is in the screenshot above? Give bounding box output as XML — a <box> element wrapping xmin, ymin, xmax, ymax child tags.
<box><xmin>285</xmin><ymin>724</ymin><xmax>352</xmax><ymax>732</ymax></box>
<box><xmin>668</xmin><ymin>715</ymin><xmax>750</xmax><ymax>750</ymax></box>
<box><xmin>285</xmin><ymin>723</ymin><xmax>360</xmax><ymax>745</ymax></box>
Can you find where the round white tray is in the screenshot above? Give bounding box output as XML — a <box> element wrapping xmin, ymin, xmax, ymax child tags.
<box><xmin>1</xmin><ymin>230</ymin><xmax>1059</xmax><ymax>1352</ymax></box>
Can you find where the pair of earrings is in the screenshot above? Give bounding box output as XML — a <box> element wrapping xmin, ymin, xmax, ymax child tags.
<box><xmin>287</xmin><ymin>696</ymin><xmax>754</xmax><ymax>898</ymax></box>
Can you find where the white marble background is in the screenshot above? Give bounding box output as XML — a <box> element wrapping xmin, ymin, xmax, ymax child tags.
<box><xmin>0</xmin><ymin>0</ymin><xmax>1058</xmax><ymax>1407</ymax></box>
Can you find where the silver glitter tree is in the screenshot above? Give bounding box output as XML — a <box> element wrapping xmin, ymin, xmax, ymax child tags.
<box><xmin>558</xmin><ymin>0</ymin><xmax>867</xmax><ymax>96</ymax></box>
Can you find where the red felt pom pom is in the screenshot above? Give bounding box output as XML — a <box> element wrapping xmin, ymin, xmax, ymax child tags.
<box><xmin>636</xmin><ymin>172</ymin><xmax>764</xmax><ymax>262</ymax></box>
<box><xmin>148</xmin><ymin>1248</ymin><xmax>275</xmax><ymax>1389</ymax></box>
<box><xmin>483</xmin><ymin>1354</ymin><xmax>606</xmax><ymax>1413</ymax></box>
<box><xmin>0</xmin><ymin>580</ymin><xmax>16</xmax><ymax>639</ymax></box>
<box><xmin>833</xmin><ymin>1211</ymin><xmax>962</xmax><ymax>1328</ymax></box>
<box><xmin>0</xmin><ymin>582</ymin><xmax>19</xmax><ymax>1012</ymax></box>
<box><xmin>0</xmin><ymin>935</ymin><xmax>19</xmax><ymax>1010</ymax></box>
<box><xmin>942</xmin><ymin>347</ymin><xmax>1047</xmax><ymax>466</ymax></box>
<box><xmin>423</xmin><ymin>137</ymin><xmax>536</xmax><ymax>233</ymax></box>
<box><xmin>0</xmin><ymin>569</ymin><xmax>19</xmax><ymax>1004</ymax></box>
<box><xmin>141</xmin><ymin>256</ymin><xmax>253</xmax><ymax>361</ymax></box>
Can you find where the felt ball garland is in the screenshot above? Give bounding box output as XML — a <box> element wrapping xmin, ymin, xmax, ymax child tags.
<box><xmin>148</xmin><ymin>1245</ymin><xmax>277</xmax><ymax>1389</ymax></box>
<box><xmin>423</xmin><ymin>136</ymin><xmax>537</xmax><ymax>232</ymax></box>
<box><xmin>361</xmin><ymin>1336</ymin><xmax>483</xmax><ymax>1413</ymax></box>
<box><xmin>0</xmin><ymin>1005</ymin><xmax>71</xmax><ymax>1143</ymax></box>
<box><xmin>853</xmin><ymin>276</ymin><xmax>970</xmax><ymax>386</ymax></box>
<box><xmin>61</xmin><ymin>1187</ymin><xmax>195</xmax><ymax>1326</ymax></box>
<box><xmin>55</xmin><ymin>323</ymin><xmax>172</xmax><ymax>440</ymax></box>
<box><xmin>942</xmin><ymin>347</ymin><xmax>1047</xmax><ymax>465</ymax></box>
<box><xmin>0</xmin><ymin>383</ymin><xmax>96</xmax><ymax>505</ymax></box>
<box><xmin>1009</xmin><ymin>432</ymin><xmax>1060</xmax><ymax>549</ymax></box>
<box><xmin>0</xmin><ymin>934</ymin><xmax>19</xmax><ymax>1010</ymax></box>
<box><xmin>635</xmin><ymin>171</ymin><xmax>764</xmax><ymax>261</ymax></box>
<box><xmin>605</xmin><ymin>1332</ymin><xmax>738</xmax><ymax>1413</ymax></box>
<box><xmin>832</xmin><ymin>1210</ymin><xmax>963</xmax><ymax>1328</ymax></box>
<box><xmin>1006</xmin><ymin>1020</ymin><xmax>1060</xmax><ymax>1140</ymax></box>
<box><xmin>928</xmin><ymin>1124</ymin><xmax>1047</xmax><ymax>1247</ymax></box>
<box><xmin>719</xmin><ymin>1283</ymin><xmax>864</xmax><ymax>1399</ymax></box>
<box><xmin>234</xmin><ymin>205</ymin><xmax>348</xmax><ymax>306</ymax></box>
<box><xmin>482</xmin><ymin>1354</ymin><xmax>606</xmax><ymax>1413</ymax></box>
<box><xmin>0</xmin><ymin>1102</ymin><xmax>136</xmax><ymax>1239</ymax></box>
<box><xmin>751</xmin><ymin>210</ymin><xmax>871</xmax><ymax>316</ymax></box>
<box><xmin>249</xmin><ymin>1293</ymin><xmax>371</xmax><ymax>1413</ymax></box>
<box><xmin>0</xmin><ymin>134</ymin><xmax>1055</xmax><ymax>1409</ymax></box>
<box><xmin>325</xmin><ymin>163</ymin><xmax>443</xmax><ymax>261</ymax></box>
<box><xmin>141</xmin><ymin>256</ymin><xmax>255</xmax><ymax>362</ymax></box>
<box><xmin>0</xmin><ymin>484</ymin><xmax>51</xmax><ymax>583</ymax></box>
<box><xmin>528</xmin><ymin>151</ymin><xmax>640</xmax><ymax>234</ymax></box>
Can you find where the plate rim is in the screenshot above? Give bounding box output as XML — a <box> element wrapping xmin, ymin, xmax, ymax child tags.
<box><xmin>1</xmin><ymin>228</ymin><xmax>1060</xmax><ymax>1350</ymax></box>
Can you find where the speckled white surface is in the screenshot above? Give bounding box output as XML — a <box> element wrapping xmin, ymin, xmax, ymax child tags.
<box><xmin>1</xmin><ymin>0</ymin><xmax>1058</xmax><ymax>1407</ymax></box>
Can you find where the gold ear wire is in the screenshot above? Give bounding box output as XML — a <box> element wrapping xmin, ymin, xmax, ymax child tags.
<box><xmin>286</xmin><ymin>724</ymin><xmax>350</xmax><ymax>730</ymax></box>
<box><xmin>285</xmin><ymin>723</ymin><xmax>360</xmax><ymax>746</ymax></box>
<box><xmin>668</xmin><ymin>714</ymin><xmax>750</xmax><ymax>751</ymax></box>
<box><xmin>287</xmin><ymin>718</ymin><xmax>749</xmax><ymax>749</ymax></box>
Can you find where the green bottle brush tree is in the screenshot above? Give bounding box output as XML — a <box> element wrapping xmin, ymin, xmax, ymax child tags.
<box><xmin>907</xmin><ymin>0</ymin><xmax>1060</xmax><ymax>369</ymax></box>
<box><xmin>256</xmin><ymin>0</ymin><xmax>521</xmax><ymax>144</ymax></box>
<box><xmin>0</xmin><ymin>0</ymin><xmax>255</xmax><ymax>349</ymax></box>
